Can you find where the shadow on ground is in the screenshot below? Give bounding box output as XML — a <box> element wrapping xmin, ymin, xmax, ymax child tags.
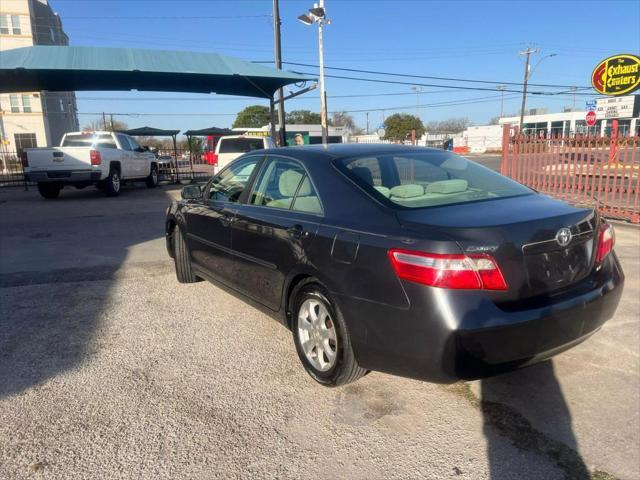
<box><xmin>482</xmin><ymin>361</ymin><xmax>591</xmax><ymax>480</ymax></box>
<box><xmin>0</xmin><ymin>184</ymin><xmax>176</xmax><ymax>399</ymax></box>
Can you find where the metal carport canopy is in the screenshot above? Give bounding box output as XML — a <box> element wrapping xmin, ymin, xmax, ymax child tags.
<box><xmin>0</xmin><ymin>45</ymin><xmax>312</xmax><ymax>98</ymax></box>
<box><xmin>116</xmin><ymin>127</ymin><xmax>180</xmax><ymax>137</ymax></box>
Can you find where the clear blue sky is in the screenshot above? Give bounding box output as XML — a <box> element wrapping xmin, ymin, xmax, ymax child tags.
<box><xmin>50</xmin><ymin>0</ymin><xmax>640</xmax><ymax>133</ymax></box>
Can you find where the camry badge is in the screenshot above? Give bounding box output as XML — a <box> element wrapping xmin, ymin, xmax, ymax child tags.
<box><xmin>556</xmin><ymin>227</ymin><xmax>572</xmax><ymax>247</ymax></box>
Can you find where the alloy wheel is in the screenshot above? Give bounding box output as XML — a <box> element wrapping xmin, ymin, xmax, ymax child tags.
<box><xmin>297</xmin><ymin>298</ymin><xmax>338</xmax><ymax>372</ymax></box>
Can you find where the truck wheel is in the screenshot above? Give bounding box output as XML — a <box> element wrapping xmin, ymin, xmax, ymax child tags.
<box><xmin>146</xmin><ymin>164</ymin><xmax>159</xmax><ymax>188</ymax></box>
<box><xmin>174</xmin><ymin>227</ymin><xmax>200</xmax><ymax>283</ymax></box>
<box><xmin>292</xmin><ymin>283</ymin><xmax>368</xmax><ymax>386</ymax></box>
<box><xmin>104</xmin><ymin>168</ymin><xmax>121</xmax><ymax>196</ymax></box>
<box><xmin>37</xmin><ymin>182</ymin><xmax>62</xmax><ymax>199</ymax></box>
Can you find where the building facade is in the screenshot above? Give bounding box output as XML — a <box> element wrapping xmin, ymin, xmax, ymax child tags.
<box><xmin>0</xmin><ymin>0</ymin><xmax>78</xmax><ymax>154</ymax></box>
<box><xmin>499</xmin><ymin>95</ymin><xmax>639</xmax><ymax>138</ymax></box>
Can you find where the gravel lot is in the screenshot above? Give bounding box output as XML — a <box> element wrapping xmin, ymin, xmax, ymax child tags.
<box><xmin>1</xmin><ymin>183</ymin><xmax>638</xmax><ymax>479</ymax></box>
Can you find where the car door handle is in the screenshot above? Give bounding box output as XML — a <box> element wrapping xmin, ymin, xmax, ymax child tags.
<box><xmin>287</xmin><ymin>224</ymin><xmax>309</xmax><ymax>239</ymax></box>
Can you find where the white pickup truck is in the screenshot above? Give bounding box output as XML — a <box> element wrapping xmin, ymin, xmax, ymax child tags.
<box><xmin>23</xmin><ymin>131</ymin><xmax>159</xmax><ymax>199</ymax></box>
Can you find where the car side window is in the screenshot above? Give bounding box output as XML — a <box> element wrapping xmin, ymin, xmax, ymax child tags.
<box><xmin>206</xmin><ymin>157</ymin><xmax>259</xmax><ymax>204</ymax></box>
<box><xmin>116</xmin><ymin>134</ymin><xmax>132</xmax><ymax>151</ymax></box>
<box><xmin>250</xmin><ymin>157</ymin><xmax>323</xmax><ymax>214</ymax></box>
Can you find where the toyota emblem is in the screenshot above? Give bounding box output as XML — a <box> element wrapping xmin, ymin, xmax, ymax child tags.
<box><xmin>556</xmin><ymin>227</ymin><xmax>572</xmax><ymax>247</ymax></box>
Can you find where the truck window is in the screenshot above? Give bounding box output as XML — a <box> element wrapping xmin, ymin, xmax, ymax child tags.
<box><xmin>127</xmin><ymin>136</ymin><xmax>142</xmax><ymax>151</ymax></box>
<box><xmin>62</xmin><ymin>133</ymin><xmax>117</xmax><ymax>149</ymax></box>
<box><xmin>116</xmin><ymin>134</ymin><xmax>133</xmax><ymax>151</ymax></box>
<box><xmin>218</xmin><ymin>138</ymin><xmax>265</xmax><ymax>154</ymax></box>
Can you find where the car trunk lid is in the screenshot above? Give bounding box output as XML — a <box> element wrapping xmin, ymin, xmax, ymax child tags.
<box><xmin>396</xmin><ymin>194</ymin><xmax>598</xmax><ymax>301</ymax></box>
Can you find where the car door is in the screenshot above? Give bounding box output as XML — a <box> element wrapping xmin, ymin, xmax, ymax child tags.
<box><xmin>231</xmin><ymin>155</ymin><xmax>322</xmax><ymax>310</ymax></box>
<box><xmin>125</xmin><ymin>136</ymin><xmax>147</xmax><ymax>176</ymax></box>
<box><xmin>115</xmin><ymin>134</ymin><xmax>136</xmax><ymax>178</ymax></box>
<box><xmin>184</xmin><ymin>156</ymin><xmax>262</xmax><ymax>285</ymax></box>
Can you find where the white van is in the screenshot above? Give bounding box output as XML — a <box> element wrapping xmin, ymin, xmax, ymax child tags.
<box><xmin>214</xmin><ymin>135</ymin><xmax>274</xmax><ymax>172</ymax></box>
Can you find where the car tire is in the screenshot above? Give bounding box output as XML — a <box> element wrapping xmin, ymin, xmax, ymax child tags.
<box><xmin>146</xmin><ymin>164</ymin><xmax>158</xmax><ymax>188</ymax></box>
<box><xmin>292</xmin><ymin>284</ymin><xmax>368</xmax><ymax>386</ymax></box>
<box><xmin>103</xmin><ymin>168</ymin><xmax>121</xmax><ymax>196</ymax></box>
<box><xmin>173</xmin><ymin>226</ymin><xmax>201</xmax><ymax>283</ymax></box>
<box><xmin>37</xmin><ymin>182</ymin><xmax>62</xmax><ymax>199</ymax></box>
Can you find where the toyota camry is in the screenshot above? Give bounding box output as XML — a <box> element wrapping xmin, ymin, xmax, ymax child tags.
<box><xmin>165</xmin><ymin>145</ymin><xmax>623</xmax><ymax>386</ymax></box>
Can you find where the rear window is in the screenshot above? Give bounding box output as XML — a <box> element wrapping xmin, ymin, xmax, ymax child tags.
<box><xmin>218</xmin><ymin>138</ymin><xmax>264</xmax><ymax>154</ymax></box>
<box><xmin>336</xmin><ymin>151</ymin><xmax>532</xmax><ymax>209</ymax></box>
<box><xmin>62</xmin><ymin>134</ymin><xmax>117</xmax><ymax>149</ymax></box>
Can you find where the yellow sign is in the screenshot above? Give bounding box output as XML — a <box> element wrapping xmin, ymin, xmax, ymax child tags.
<box><xmin>592</xmin><ymin>54</ymin><xmax>640</xmax><ymax>96</ymax></box>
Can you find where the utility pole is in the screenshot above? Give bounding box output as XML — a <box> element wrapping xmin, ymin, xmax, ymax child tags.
<box><xmin>570</xmin><ymin>86</ymin><xmax>578</xmax><ymax>109</ymax></box>
<box><xmin>366</xmin><ymin>112</ymin><xmax>369</xmax><ymax>135</ymax></box>
<box><xmin>273</xmin><ymin>0</ymin><xmax>286</xmax><ymax>146</ymax></box>
<box><xmin>412</xmin><ymin>86</ymin><xmax>424</xmax><ymax>120</ymax></box>
<box><xmin>102</xmin><ymin>112</ymin><xmax>107</xmax><ymax>130</ymax></box>
<box><xmin>518</xmin><ymin>47</ymin><xmax>538</xmax><ymax>131</ymax></box>
<box><xmin>496</xmin><ymin>85</ymin><xmax>506</xmax><ymax>118</ymax></box>
<box><xmin>110</xmin><ymin>113</ymin><xmax>114</xmax><ymax>132</ymax></box>
<box><xmin>318</xmin><ymin>0</ymin><xmax>328</xmax><ymax>145</ymax></box>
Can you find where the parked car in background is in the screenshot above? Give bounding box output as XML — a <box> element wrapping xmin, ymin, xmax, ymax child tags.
<box><xmin>156</xmin><ymin>154</ymin><xmax>174</xmax><ymax>172</ymax></box>
<box><xmin>23</xmin><ymin>131</ymin><xmax>159</xmax><ymax>198</ymax></box>
<box><xmin>211</xmin><ymin>135</ymin><xmax>274</xmax><ymax>172</ymax></box>
<box><xmin>165</xmin><ymin>145</ymin><xmax>623</xmax><ymax>386</ymax></box>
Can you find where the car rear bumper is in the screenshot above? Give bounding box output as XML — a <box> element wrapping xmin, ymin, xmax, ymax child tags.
<box><xmin>335</xmin><ymin>252</ymin><xmax>624</xmax><ymax>383</ymax></box>
<box><xmin>26</xmin><ymin>170</ymin><xmax>102</xmax><ymax>183</ymax></box>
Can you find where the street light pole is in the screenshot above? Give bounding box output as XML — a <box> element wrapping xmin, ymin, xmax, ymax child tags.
<box><xmin>298</xmin><ymin>1</ymin><xmax>329</xmax><ymax>146</ymax></box>
<box><xmin>317</xmin><ymin>0</ymin><xmax>328</xmax><ymax>145</ymax></box>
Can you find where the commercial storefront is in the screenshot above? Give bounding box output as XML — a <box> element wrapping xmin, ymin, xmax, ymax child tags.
<box><xmin>499</xmin><ymin>94</ymin><xmax>639</xmax><ymax>137</ymax></box>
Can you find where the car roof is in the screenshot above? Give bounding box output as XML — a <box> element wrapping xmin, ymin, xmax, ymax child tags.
<box><xmin>219</xmin><ymin>135</ymin><xmax>267</xmax><ymax>140</ymax></box>
<box><xmin>260</xmin><ymin>143</ymin><xmax>445</xmax><ymax>160</ymax></box>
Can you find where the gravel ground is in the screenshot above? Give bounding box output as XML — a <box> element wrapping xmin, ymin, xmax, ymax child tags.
<box><xmin>0</xmin><ymin>185</ymin><xmax>638</xmax><ymax>479</ymax></box>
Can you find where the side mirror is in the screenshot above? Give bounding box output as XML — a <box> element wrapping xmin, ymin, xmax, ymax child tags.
<box><xmin>181</xmin><ymin>184</ymin><xmax>201</xmax><ymax>200</ymax></box>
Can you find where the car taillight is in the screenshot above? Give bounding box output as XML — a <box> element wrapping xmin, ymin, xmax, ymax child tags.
<box><xmin>211</xmin><ymin>153</ymin><xmax>218</xmax><ymax>165</ymax></box>
<box><xmin>595</xmin><ymin>222</ymin><xmax>615</xmax><ymax>264</ymax></box>
<box><xmin>90</xmin><ymin>149</ymin><xmax>101</xmax><ymax>166</ymax></box>
<box><xmin>388</xmin><ymin>249</ymin><xmax>508</xmax><ymax>290</ymax></box>
<box><xmin>20</xmin><ymin>151</ymin><xmax>28</xmax><ymax>167</ymax></box>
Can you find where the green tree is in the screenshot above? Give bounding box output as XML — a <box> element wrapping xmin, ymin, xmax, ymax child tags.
<box><xmin>383</xmin><ymin>113</ymin><xmax>424</xmax><ymax>141</ymax></box>
<box><xmin>286</xmin><ymin>110</ymin><xmax>321</xmax><ymax>124</ymax></box>
<box><xmin>232</xmin><ymin>105</ymin><xmax>271</xmax><ymax>128</ymax></box>
<box><xmin>180</xmin><ymin>137</ymin><xmax>203</xmax><ymax>155</ymax></box>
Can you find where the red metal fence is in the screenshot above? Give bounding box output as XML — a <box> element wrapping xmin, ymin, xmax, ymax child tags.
<box><xmin>501</xmin><ymin>125</ymin><xmax>639</xmax><ymax>224</ymax></box>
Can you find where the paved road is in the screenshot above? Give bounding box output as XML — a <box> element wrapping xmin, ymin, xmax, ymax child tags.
<box><xmin>0</xmin><ymin>185</ymin><xmax>638</xmax><ymax>479</ymax></box>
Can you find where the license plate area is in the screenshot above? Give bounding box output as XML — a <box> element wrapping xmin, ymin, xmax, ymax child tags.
<box><xmin>524</xmin><ymin>244</ymin><xmax>591</xmax><ymax>290</ymax></box>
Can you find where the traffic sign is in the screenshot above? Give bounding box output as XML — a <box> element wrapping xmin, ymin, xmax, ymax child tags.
<box><xmin>586</xmin><ymin>110</ymin><xmax>597</xmax><ymax>126</ymax></box>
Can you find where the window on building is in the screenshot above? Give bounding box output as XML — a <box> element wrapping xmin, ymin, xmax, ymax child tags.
<box><xmin>50</xmin><ymin>27</ymin><xmax>55</xmax><ymax>42</ymax></box>
<box><xmin>615</xmin><ymin>119</ymin><xmax>632</xmax><ymax>137</ymax></box>
<box><xmin>59</xmin><ymin>99</ymin><xmax>65</xmax><ymax>112</ymax></box>
<box><xmin>0</xmin><ymin>16</ymin><xmax>9</xmax><ymax>35</ymax></box>
<box><xmin>9</xmin><ymin>94</ymin><xmax>20</xmax><ymax>113</ymax></box>
<box><xmin>14</xmin><ymin>133</ymin><xmax>37</xmax><ymax>156</ymax></box>
<box><xmin>11</xmin><ymin>15</ymin><xmax>21</xmax><ymax>35</ymax></box>
<box><xmin>21</xmin><ymin>95</ymin><xmax>32</xmax><ymax>113</ymax></box>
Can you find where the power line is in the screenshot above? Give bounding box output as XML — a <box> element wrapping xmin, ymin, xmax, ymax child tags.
<box><xmin>269</xmin><ymin>61</ymin><xmax>591</xmax><ymax>89</ymax></box>
<box><xmin>61</xmin><ymin>15</ymin><xmax>271</xmax><ymax>20</ymax></box>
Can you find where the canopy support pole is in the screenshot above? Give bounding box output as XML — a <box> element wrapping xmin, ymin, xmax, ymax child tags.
<box><xmin>172</xmin><ymin>134</ymin><xmax>178</xmax><ymax>183</ymax></box>
<box><xmin>269</xmin><ymin>97</ymin><xmax>277</xmax><ymax>145</ymax></box>
<box><xmin>187</xmin><ymin>135</ymin><xmax>196</xmax><ymax>184</ymax></box>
